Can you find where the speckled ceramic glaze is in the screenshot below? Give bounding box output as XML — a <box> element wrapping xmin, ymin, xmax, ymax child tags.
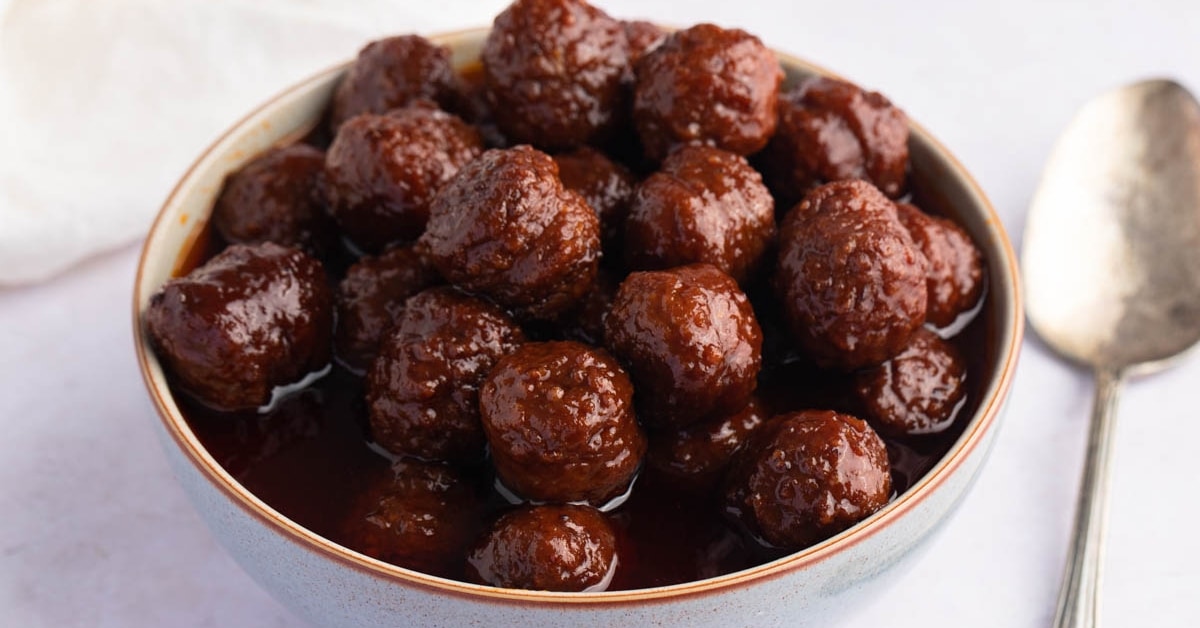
<box><xmin>133</xmin><ymin>28</ymin><xmax>1022</xmax><ymax>628</ymax></box>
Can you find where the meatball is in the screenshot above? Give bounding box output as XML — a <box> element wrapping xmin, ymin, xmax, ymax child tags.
<box><xmin>480</xmin><ymin>341</ymin><xmax>646</xmax><ymax>505</ymax></box>
<box><xmin>553</xmin><ymin>146</ymin><xmax>636</xmax><ymax>250</ymax></box>
<box><xmin>329</xmin><ymin>35</ymin><xmax>459</xmax><ymax>130</ymax></box>
<box><xmin>760</xmin><ymin>76</ymin><xmax>909</xmax><ymax>205</ymax></box>
<box><xmin>366</xmin><ymin>288</ymin><xmax>526</xmax><ymax>463</ymax></box>
<box><xmin>776</xmin><ymin>180</ymin><xmax>927</xmax><ymax>371</ymax></box>
<box><xmin>633</xmin><ymin>24</ymin><xmax>782</xmax><ymax>160</ymax></box>
<box><xmin>854</xmin><ymin>328</ymin><xmax>967</xmax><ymax>436</ymax></box>
<box><xmin>324</xmin><ymin>104</ymin><xmax>483</xmax><ymax>252</ymax></box>
<box><xmin>624</xmin><ymin>145</ymin><xmax>775</xmax><ymax>284</ymax></box>
<box><xmin>482</xmin><ymin>0</ymin><xmax>628</xmax><ymax>149</ymax></box>
<box><xmin>420</xmin><ymin>146</ymin><xmax>601</xmax><ymax>320</ymax></box>
<box><xmin>466</xmin><ymin>505</ymin><xmax>618</xmax><ymax>592</ymax></box>
<box><xmin>605</xmin><ymin>264</ymin><xmax>763</xmax><ymax>429</ymax></box>
<box><xmin>648</xmin><ymin>396</ymin><xmax>770</xmax><ymax>492</ymax></box>
<box><xmin>896</xmin><ymin>202</ymin><xmax>985</xmax><ymax>328</ymax></box>
<box><xmin>145</xmin><ymin>242</ymin><xmax>333</xmax><ymax>411</ymax></box>
<box><xmin>212</xmin><ymin>144</ymin><xmax>333</xmax><ymax>257</ymax></box>
<box><xmin>723</xmin><ymin>410</ymin><xmax>891</xmax><ymax>549</ymax></box>
<box><xmin>339</xmin><ymin>459</ymin><xmax>484</xmax><ymax>578</ymax></box>
<box><xmin>334</xmin><ymin>245</ymin><xmax>440</xmax><ymax>373</ymax></box>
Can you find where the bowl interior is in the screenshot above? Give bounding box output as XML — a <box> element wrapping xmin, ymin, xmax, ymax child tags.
<box><xmin>133</xmin><ymin>27</ymin><xmax>1021</xmax><ymax>602</ymax></box>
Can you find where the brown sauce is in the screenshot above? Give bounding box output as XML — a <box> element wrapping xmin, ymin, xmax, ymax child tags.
<box><xmin>174</xmin><ymin>168</ymin><xmax>992</xmax><ymax>590</ymax></box>
<box><xmin>169</xmin><ymin>58</ymin><xmax>994</xmax><ymax>590</ymax></box>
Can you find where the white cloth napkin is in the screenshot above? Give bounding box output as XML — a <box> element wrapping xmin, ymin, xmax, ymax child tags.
<box><xmin>0</xmin><ymin>0</ymin><xmax>509</xmax><ymax>286</ymax></box>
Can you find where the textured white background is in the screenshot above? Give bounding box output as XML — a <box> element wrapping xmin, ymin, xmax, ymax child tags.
<box><xmin>2</xmin><ymin>0</ymin><xmax>1199</xmax><ymax>626</ymax></box>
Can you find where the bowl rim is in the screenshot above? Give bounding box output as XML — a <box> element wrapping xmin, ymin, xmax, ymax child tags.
<box><xmin>133</xmin><ymin>25</ymin><xmax>1024</xmax><ymax>607</ymax></box>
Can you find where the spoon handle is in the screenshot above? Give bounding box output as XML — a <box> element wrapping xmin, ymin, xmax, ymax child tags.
<box><xmin>1053</xmin><ymin>368</ymin><xmax>1124</xmax><ymax>628</ymax></box>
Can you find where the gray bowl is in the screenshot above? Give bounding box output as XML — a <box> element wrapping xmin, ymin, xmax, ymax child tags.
<box><xmin>133</xmin><ymin>27</ymin><xmax>1023</xmax><ymax>628</ymax></box>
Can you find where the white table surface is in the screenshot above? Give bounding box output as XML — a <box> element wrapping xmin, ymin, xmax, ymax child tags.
<box><xmin>3</xmin><ymin>0</ymin><xmax>1200</xmax><ymax>626</ymax></box>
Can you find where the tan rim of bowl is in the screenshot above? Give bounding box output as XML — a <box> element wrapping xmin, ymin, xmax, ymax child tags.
<box><xmin>133</xmin><ymin>27</ymin><xmax>1024</xmax><ymax>608</ymax></box>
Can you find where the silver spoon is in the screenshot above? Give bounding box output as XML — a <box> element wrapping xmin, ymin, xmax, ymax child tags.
<box><xmin>1023</xmin><ymin>79</ymin><xmax>1200</xmax><ymax>628</ymax></box>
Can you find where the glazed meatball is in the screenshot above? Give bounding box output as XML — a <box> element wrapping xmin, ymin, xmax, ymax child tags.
<box><xmin>723</xmin><ymin>410</ymin><xmax>891</xmax><ymax>549</ymax></box>
<box><xmin>334</xmin><ymin>245</ymin><xmax>440</xmax><ymax>373</ymax></box>
<box><xmin>633</xmin><ymin>24</ymin><xmax>782</xmax><ymax>160</ymax></box>
<box><xmin>482</xmin><ymin>0</ymin><xmax>628</xmax><ymax>149</ymax></box>
<box><xmin>553</xmin><ymin>146</ymin><xmax>636</xmax><ymax>250</ymax></box>
<box><xmin>776</xmin><ymin>180</ymin><xmax>927</xmax><ymax>370</ymax></box>
<box><xmin>145</xmin><ymin>242</ymin><xmax>333</xmax><ymax>411</ymax></box>
<box><xmin>329</xmin><ymin>35</ymin><xmax>459</xmax><ymax>130</ymax></box>
<box><xmin>212</xmin><ymin>144</ymin><xmax>333</xmax><ymax>257</ymax></box>
<box><xmin>466</xmin><ymin>505</ymin><xmax>618</xmax><ymax>592</ymax></box>
<box><xmin>605</xmin><ymin>264</ymin><xmax>763</xmax><ymax>429</ymax></box>
<box><xmin>325</xmin><ymin>104</ymin><xmax>483</xmax><ymax>251</ymax></box>
<box><xmin>339</xmin><ymin>459</ymin><xmax>484</xmax><ymax>578</ymax></box>
<box><xmin>481</xmin><ymin>341</ymin><xmax>646</xmax><ymax>505</ymax></box>
<box><xmin>896</xmin><ymin>202</ymin><xmax>985</xmax><ymax>327</ymax></box>
<box><xmin>854</xmin><ymin>328</ymin><xmax>967</xmax><ymax>436</ymax></box>
<box><xmin>624</xmin><ymin>145</ymin><xmax>775</xmax><ymax>284</ymax></box>
<box><xmin>366</xmin><ymin>288</ymin><xmax>526</xmax><ymax>463</ymax></box>
<box><xmin>420</xmin><ymin>146</ymin><xmax>601</xmax><ymax>320</ymax></box>
<box><xmin>648</xmin><ymin>395</ymin><xmax>770</xmax><ymax>492</ymax></box>
<box><xmin>760</xmin><ymin>76</ymin><xmax>909</xmax><ymax>205</ymax></box>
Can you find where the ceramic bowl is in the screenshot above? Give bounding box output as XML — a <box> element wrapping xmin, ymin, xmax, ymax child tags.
<box><xmin>133</xmin><ymin>27</ymin><xmax>1022</xmax><ymax>628</ymax></box>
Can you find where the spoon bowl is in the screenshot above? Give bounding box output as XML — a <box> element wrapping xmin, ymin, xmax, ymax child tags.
<box><xmin>1022</xmin><ymin>78</ymin><xmax>1200</xmax><ymax>628</ymax></box>
<box><xmin>1025</xmin><ymin>79</ymin><xmax>1200</xmax><ymax>374</ymax></box>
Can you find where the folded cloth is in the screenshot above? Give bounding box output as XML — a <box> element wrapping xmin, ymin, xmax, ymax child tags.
<box><xmin>0</xmin><ymin>0</ymin><xmax>501</xmax><ymax>285</ymax></box>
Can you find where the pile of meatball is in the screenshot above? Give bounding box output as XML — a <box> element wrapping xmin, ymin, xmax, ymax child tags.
<box><xmin>145</xmin><ymin>0</ymin><xmax>984</xmax><ymax>592</ymax></box>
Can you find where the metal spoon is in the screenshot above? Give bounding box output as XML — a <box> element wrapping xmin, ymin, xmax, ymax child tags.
<box><xmin>1023</xmin><ymin>79</ymin><xmax>1200</xmax><ymax>628</ymax></box>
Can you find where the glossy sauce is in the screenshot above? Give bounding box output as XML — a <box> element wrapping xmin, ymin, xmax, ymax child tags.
<box><xmin>176</xmin><ymin>175</ymin><xmax>991</xmax><ymax>591</ymax></box>
<box><xmin>173</xmin><ymin>68</ymin><xmax>993</xmax><ymax>587</ymax></box>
